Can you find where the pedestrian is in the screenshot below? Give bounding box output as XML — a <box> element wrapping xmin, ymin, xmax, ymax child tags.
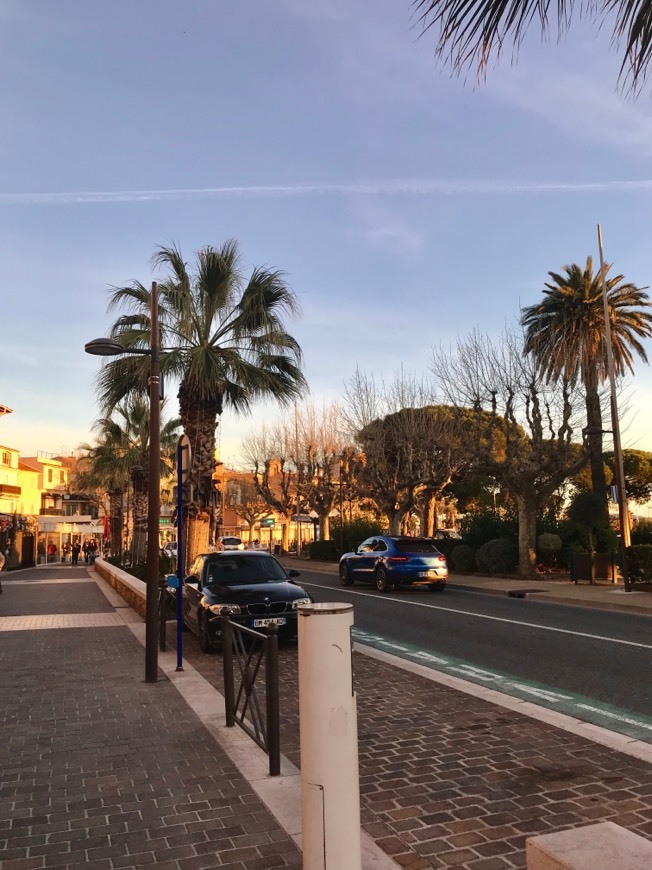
<box><xmin>82</xmin><ymin>541</ymin><xmax>89</xmax><ymax>563</ymax></box>
<box><xmin>71</xmin><ymin>542</ymin><xmax>81</xmax><ymax>565</ymax></box>
<box><xmin>88</xmin><ymin>540</ymin><xmax>97</xmax><ymax>565</ymax></box>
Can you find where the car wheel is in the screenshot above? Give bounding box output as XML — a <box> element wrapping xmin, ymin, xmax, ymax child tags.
<box><xmin>375</xmin><ymin>567</ymin><xmax>393</xmax><ymax>593</ymax></box>
<box><xmin>428</xmin><ymin>582</ymin><xmax>446</xmax><ymax>593</ymax></box>
<box><xmin>339</xmin><ymin>563</ymin><xmax>354</xmax><ymax>586</ymax></box>
<box><xmin>198</xmin><ymin>611</ymin><xmax>214</xmax><ymax>653</ymax></box>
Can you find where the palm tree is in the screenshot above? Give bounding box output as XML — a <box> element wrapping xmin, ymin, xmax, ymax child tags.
<box><xmin>78</xmin><ymin>397</ymin><xmax>180</xmax><ymax>559</ymax></box>
<box><xmin>97</xmin><ymin>240</ymin><xmax>307</xmax><ymax>560</ymax></box>
<box><xmin>521</xmin><ymin>257</ymin><xmax>652</xmax><ymax>517</ymax></box>
<box><xmin>413</xmin><ymin>0</ymin><xmax>652</xmax><ymax>92</ymax></box>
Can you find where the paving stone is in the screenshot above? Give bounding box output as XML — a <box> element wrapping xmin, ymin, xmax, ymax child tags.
<box><xmin>5</xmin><ymin>569</ymin><xmax>652</xmax><ymax>870</ymax></box>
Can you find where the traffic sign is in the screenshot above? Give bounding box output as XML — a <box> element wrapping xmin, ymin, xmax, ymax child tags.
<box><xmin>177</xmin><ymin>434</ymin><xmax>192</xmax><ymax>484</ymax></box>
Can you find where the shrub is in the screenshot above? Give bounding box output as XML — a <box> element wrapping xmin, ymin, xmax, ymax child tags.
<box><xmin>459</xmin><ymin>509</ymin><xmax>518</xmax><ymax>551</ymax></box>
<box><xmin>631</xmin><ymin>520</ymin><xmax>652</xmax><ymax>545</ymax></box>
<box><xmin>537</xmin><ymin>533</ymin><xmax>563</xmax><ymax>567</ymax></box>
<box><xmin>451</xmin><ymin>544</ymin><xmax>476</xmax><ymax>573</ymax></box>
<box><xmin>308</xmin><ymin>539</ymin><xmax>339</xmax><ymax>561</ymax></box>
<box><xmin>330</xmin><ymin>517</ymin><xmax>386</xmax><ymax>555</ymax></box>
<box><xmin>476</xmin><ymin>538</ymin><xmax>518</xmax><ymax>575</ymax></box>
<box><xmin>626</xmin><ymin>544</ymin><xmax>652</xmax><ymax>583</ymax></box>
<box><xmin>432</xmin><ymin>537</ymin><xmax>466</xmax><ymax>559</ymax></box>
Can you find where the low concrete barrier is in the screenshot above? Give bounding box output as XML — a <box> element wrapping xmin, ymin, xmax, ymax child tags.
<box><xmin>527</xmin><ymin>821</ymin><xmax>652</xmax><ymax>869</ymax></box>
<box><xmin>94</xmin><ymin>557</ymin><xmax>146</xmax><ymax>618</ymax></box>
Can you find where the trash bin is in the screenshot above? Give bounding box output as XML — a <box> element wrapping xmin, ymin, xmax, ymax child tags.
<box><xmin>274</xmin><ymin>544</ymin><xmax>281</xmax><ymax>555</ymax></box>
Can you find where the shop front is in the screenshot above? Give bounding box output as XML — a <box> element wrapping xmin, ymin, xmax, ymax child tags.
<box><xmin>37</xmin><ymin>516</ymin><xmax>106</xmax><ymax>565</ymax></box>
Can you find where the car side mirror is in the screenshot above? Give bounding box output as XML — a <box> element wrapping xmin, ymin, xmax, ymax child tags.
<box><xmin>288</xmin><ymin>569</ymin><xmax>301</xmax><ymax>578</ymax></box>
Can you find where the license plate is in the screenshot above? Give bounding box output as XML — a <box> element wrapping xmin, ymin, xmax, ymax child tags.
<box><xmin>418</xmin><ymin>571</ymin><xmax>438</xmax><ymax>578</ymax></box>
<box><xmin>252</xmin><ymin>617</ymin><xmax>287</xmax><ymax>627</ymax></box>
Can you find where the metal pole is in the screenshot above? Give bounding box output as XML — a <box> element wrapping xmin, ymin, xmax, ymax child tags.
<box><xmin>597</xmin><ymin>225</ymin><xmax>631</xmax><ymax>591</ymax></box>
<box><xmin>295</xmin><ymin>402</ymin><xmax>301</xmax><ymax>557</ymax></box>
<box><xmin>339</xmin><ymin>463</ymin><xmax>344</xmax><ymax>555</ymax></box>
<box><xmin>145</xmin><ymin>281</ymin><xmax>161</xmax><ymax>681</ymax></box>
<box><xmin>222</xmin><ymin>616</ymin><xmax>235</xmax><ymax>727</ymax></box>
<box><xmin>266</xmin><ymin>625</ymin><xmax>280</xmax><ymax>777</ymax></box>
<box><xmin>176</xmin><ymin>440</ymin><xmax>184</xmax><ymax>671</ymax></box>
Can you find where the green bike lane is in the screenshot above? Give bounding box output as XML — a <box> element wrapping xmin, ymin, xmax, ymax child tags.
<box><xmin>295</xmin><ymin>571</ymin><xmax>652</xmax><ymax>746</ymax></box>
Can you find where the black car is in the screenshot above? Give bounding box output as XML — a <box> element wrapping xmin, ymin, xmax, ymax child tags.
<box><xmin>181</xmin><ymin>550</ymin><xmax>312</xmax><ymax>652</ymax></box>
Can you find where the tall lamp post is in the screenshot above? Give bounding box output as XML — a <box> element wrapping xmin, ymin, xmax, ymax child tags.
<box><xmin>597</xmin><ymin>225</ymin><xmax>631</xmax><ymax>592</ymax></box>
<box><xmin>85</xmin><ymin>280</ymin><xmax>162</xmax><ymax>680</ymax></box>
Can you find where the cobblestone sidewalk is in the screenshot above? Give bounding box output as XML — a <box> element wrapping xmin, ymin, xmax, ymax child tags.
<box><xmin>0</xmin><ymin>573</ymin><xmax>301</xmax><ymax>870</ymax></box>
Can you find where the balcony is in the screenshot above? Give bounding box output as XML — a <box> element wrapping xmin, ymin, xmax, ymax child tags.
<box><xmin>39</xmin><ymin>508</ymin><xmax>64</xmax><ymax>516</ymax></box>
<box><xmin>0</xmin><ymin>484</ymin><xmax>21</xmax><ymax>496</ymax></box>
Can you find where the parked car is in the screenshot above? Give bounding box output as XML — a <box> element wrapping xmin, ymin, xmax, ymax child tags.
<box><xmin>163</xmin><ymin>541</ymin><xmax>178</xmax><ymax>558</ymax></box>
<box><xmin>431</xmin><ymin>529</ymin><xmax>462</xmax><ymax>540</ymax></box>
<box><xmin>217</xmin><ymin>535</ymin><xmax>245</xmax><ymax>551</ymax></box>
<box><xmin>181</xmin><ymin>550</ymin><xmax>312</xmax><ymax>652</ymax></box>
<box><xmin>339</xmin><ymin>536</ymin><xmax>448</xmax><ymax>593</ymax></box>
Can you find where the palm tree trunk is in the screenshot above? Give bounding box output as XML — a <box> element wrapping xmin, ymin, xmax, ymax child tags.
<box><xmin>132</xmin><ymin>489</ymin><xmax>148</xmax><ymax>563</ymax></box>
<box><xmin>179</xmin><ymin>385</ymin><xmax>222</xmax><ymax>563</ymax></box>
<box><xmin>109</xmin><ymin>490</ymin><xmax>124</xmax><ymax>555</ymax></box>
<box><xmin>585</xmin><ymin>383</ymin><xmax>609</xmax><ymax>525</ymax></box>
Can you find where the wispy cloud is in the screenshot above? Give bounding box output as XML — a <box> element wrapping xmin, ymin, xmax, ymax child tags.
<box><xmin>348</xmin><ymin>201</ymin><xmax>425</xmax><ymax>251</ymax></box>
<box><xmin>491</xmin><ymin>62</ymin><xmax>652</xmax><ymax>158</ymax></box>
<box><xmin>2</xmin><ymin>178</ymin><xmax>652</xmax><ymax>205</ymax></box>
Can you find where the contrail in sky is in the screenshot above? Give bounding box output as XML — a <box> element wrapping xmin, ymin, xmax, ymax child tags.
<box><xmin>2</xmin><ymin>178</ymin><xmax>652</xmax><ymax>204</ymax></box>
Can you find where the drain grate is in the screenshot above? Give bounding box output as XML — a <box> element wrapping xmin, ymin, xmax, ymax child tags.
<box><xmin>506</xmin><ymin>588</ymin><xmax>547</xmax><ymax>598</ymax></box>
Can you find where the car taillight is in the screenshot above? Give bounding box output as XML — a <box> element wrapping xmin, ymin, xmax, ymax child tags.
<box><xmin>388</xmin><ymin>556</ymin><xmax>409</xmax><ymax>562</ymax></box>
<box><xmin>438</xmin><ymin>555</ymin><xmax>447</xmax><ymax>563</ymax></box>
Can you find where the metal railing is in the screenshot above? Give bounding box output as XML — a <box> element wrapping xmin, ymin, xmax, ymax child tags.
<box><xmin>221</xmin><ymin>615</ymin><xmax>280</xmax><ymax>776</ymax></box>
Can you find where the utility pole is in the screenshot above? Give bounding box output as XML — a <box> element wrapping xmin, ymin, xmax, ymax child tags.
<box><xmin>597</xmin><ymin>224</ymin><xmax>631</xmax><ymax>591</ymax></box>
<box><xmin>295</xmin><ymin>402</ymin><xmax>301</xmax><ymax>558</ymax></box>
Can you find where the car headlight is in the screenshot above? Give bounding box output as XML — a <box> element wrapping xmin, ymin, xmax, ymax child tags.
<box><xmin>208</xmin><ymin>603</ymin><xmax>241</xmax><ymax>615</ymax></box>
<box><xmin>292</xmin><ymin>597</ymin><xmax>312</xmax><ymax>609</ymax></box>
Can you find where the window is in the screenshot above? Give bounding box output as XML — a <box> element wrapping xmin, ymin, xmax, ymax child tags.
<box><xmin>1</xmin><ymin>451</ymin><xmax>9</xmax><ymax>466</ymax></box>
<box><xmin>48</xmin><ymin>469</ymin><xmax>53</xmax><ymax>483</ymax></box>
<box><xmin>60</xmin><ymin>471</ymin><xmax>65</xmax><ymax>483</ymax></box>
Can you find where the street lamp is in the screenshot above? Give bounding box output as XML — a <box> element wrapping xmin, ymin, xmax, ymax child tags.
<box><xmin>85</xmin><ymin>280</ymin><xmax>161</xmax><ymax>681</ymax></box>
<box><xmin>597</xmin><ymin>225</ymin><xmax>632</xmax><ymax>593</ymax></box>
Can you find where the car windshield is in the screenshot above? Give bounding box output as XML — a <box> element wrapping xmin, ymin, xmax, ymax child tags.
<box><xmin>205</xmin><ymin>555</ymin><xmax>288</xmax><ymax>585</ymax></box>
<box><xmin>394</xmin><ymin>539</ymin><xmax>441</xmax><ymax>553</ymax></box>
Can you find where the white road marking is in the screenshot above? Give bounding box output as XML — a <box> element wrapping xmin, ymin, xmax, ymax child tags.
<box><xmin>302</xmin><ymin>581</ymin><xmax>652</xmax><ymax>650</ymax></box>
<box><xmin>576</xmin><ymin>704</ymin><xmax>652</xmax><ymax>732</ymax></box>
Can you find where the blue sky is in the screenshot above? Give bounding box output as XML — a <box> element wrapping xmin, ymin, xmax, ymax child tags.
<box><xmin>3</xmin><ymin>0</ymin><xmax>652</xmax><ymax>465</ymax></box>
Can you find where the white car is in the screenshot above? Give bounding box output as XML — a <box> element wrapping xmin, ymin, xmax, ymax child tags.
<box><xmin>163</xmin><ymin>541</ymin><xmax>178</xmax><ymax>558</ymax></box>
<box><xmin>218</xmin><ymin>536</ymin><xmax>245</xmax><ymax>551</ymax></box>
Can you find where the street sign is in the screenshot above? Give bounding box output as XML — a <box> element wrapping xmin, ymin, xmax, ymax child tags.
<box><xmin>177</xmin><ymin>434</ymin><xmax>192</xmax><ymax>484</ymax></box>
<box><xmin>260</xmin><ymin>518</ymin><xmax>275</xmax><ymax>527</ymax></box>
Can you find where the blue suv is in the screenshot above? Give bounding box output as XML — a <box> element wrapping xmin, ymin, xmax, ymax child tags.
<box><xmin>339</xmin><ymin>536</ymin><xmax>448</xmax><ymax>593</ymax></box>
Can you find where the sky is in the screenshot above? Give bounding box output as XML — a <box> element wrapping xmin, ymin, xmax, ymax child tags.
<box><xmin>3</xmin><ymin>0</ymin><xmax>652</xmax><ymax>467</ymax></box>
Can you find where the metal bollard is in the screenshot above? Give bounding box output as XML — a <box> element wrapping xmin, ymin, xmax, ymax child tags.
<box><xmin>298</xmin><ymin>602</ymin><xmax>361</xmax><ymax>870</ymax></box>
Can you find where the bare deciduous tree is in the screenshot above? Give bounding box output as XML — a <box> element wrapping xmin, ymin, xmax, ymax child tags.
<box><xmin>432</xmin><ymin>328</ymin><xmax>589</xmax><ymax>577</ymax></box>
<box><xmin>242</xmin><ymin>423</ymin><xmax>297</xmax><ymax>551</ymax></box>
<box><xmin>343</xmin><ymin>368</ymin><xmax>472</xmax><ymax>534</ymax></box>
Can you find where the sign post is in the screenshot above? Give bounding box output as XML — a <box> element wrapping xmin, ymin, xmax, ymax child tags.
<box><xmin>175</xmin><ymin>434</ymin><xmax>192</xmax><ymax>671</ymax></box>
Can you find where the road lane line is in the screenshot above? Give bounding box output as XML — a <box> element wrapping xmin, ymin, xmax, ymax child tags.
<box><xmin>300</xmin><ymin>581</ymin><xmax>652</xmax><ymax>650</ymax></box>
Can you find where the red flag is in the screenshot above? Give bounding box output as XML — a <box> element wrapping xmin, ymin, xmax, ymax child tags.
<box><xmin>103</xmin><ymin>515</ymin><xmax>109</xmax><ymax>538</ymax></box>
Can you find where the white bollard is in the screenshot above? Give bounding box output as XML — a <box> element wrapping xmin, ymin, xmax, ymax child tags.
<box><xmin>298</xmin><ymin>602</ymin><xmax>362</xmax><ymax>870</ymax></box>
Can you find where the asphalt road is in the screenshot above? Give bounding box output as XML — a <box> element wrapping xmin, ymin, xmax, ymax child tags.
<box><xmin>294</xmin><ymin>567</ymin><xmax>652</xmax><ymax>722</ymax></box>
